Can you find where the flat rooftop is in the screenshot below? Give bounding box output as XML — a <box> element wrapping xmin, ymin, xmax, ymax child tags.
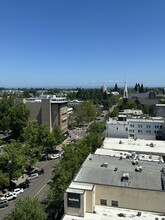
<box><xmin>95</xmin><ymin>148</ymin><xmax>164</xmax><ymax>163</ymax></box>
<box><xmin>74</xmin><ymin>153</ymin><xmax>165</xmax><ymax>191</ymax></box>
<box><xmin>102</xmin><ymin>137</ymin><xmax>165</xmax><ymax>155</ymax></box>
<box><xmin>62</xmin><ymin>205</ymin><xmax>164</xmax><ymax>220</ymax></box>
<box><xmin>107</xmin><ymin>117</ymin><xmax>165</xmax><ymax>124</ymax></box>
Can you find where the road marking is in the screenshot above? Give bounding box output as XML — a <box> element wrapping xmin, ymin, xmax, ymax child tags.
<box><xmin>33</xmin><ymin>182</ymin><xmax>47</xmax><ymax>198</ymax></box>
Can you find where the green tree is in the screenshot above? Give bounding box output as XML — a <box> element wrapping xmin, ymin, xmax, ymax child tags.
<box><xmin>75</xmin><ymin>101</ymin><xmax>97</xmax><ymax>125</ymax></box>
<box><xmin>52</xmin><ymin>124</ymin><xmax>64</xmax><ymax>145</ymax></box>
<box><xmin>22</xmin><ymin>120</ymin><xmax>40</xmax><ymax>148</ymax></box>
<box><xmin>113</xmin><ymin>83</ymin><xmax>119</xmax><ymax>92</ymax></box>
<box><xmin>87</xmin><ymin>121</ymin><xmax>105</xmax><ymax>133</ymax></box>
<box><xmin>0</xmin><ymin>100</ymin><xmax>11</xmax><ymax>132</ymax></box>
<box><xmin>0</xmin><ymin>171</ymin><xmax>9</xmax><ymax>190</ymax></box>
<box><xmin>0</xmin><ymin>141</ymin><xmax>26</xmax><ymax>189</ymax></box>
<box><xmin>4</xmin><ymin>197</ymin><xmax>47</xmax><ymax>220</ymax></box>
<box><xmin>9</xmin><ymin>104</ymin><xmax>30</xmax><ymax>140</ymax></box>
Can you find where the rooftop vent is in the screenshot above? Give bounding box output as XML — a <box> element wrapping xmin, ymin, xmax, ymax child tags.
<box><xmin>121</xmin><ymin>173</ymin><xmax>129</xmax><ymax>182</ymax></box>
<box><xmin>101</xmin><ymin>162</ymin><xmax>108</xmax><ymax>168</ymax></box>
<box><xmin>150</xmin><ymin>142</ymin><xmax>154</xmax><ymax>147</ymax></box>
<box><xmin>135</xmin><ymin>165</ymin><xmax>143</xmax><ymax>172</ymax></box>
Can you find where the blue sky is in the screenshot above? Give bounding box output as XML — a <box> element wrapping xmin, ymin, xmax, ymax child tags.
<box><xmin>0</xmin><ymin>0</ymin><xmax>165</xmax><ymax>88</ymax></box>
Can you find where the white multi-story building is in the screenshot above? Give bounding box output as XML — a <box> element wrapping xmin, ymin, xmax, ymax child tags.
<box><xmin>106</xmin><ymin>115</ymin><xmax>165</xmax><ymax>140</ymax></box>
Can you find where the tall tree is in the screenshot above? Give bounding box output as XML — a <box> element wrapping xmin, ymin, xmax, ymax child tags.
<box><xmin>4</xmin><ymin>197</ymin><xmax>47</xmax><ymax>220</ymax></box>
<box><xmin>0</xmin><ymin>100</ymin><xmax>11</xmax><ymax>132</ymax></box>
<box><xmin>75</xmin><ymin>101</ymin><xmax>97</xmax><ymax>125</ymax></box>
<box><xmin>9</xmin><ymin>104</ymin><xmax>30</xmax><ymax>140</ymax></box>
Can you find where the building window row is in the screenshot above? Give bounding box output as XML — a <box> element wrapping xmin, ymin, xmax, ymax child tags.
<box><xmin>100</xmin><ymin>199</ymin><xmax>118</xmax><ymax>207</ymax></box>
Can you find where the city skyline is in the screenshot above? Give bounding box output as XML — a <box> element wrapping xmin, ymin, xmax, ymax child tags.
<box><xmin>0</xmin><ymin>0</ymin><xmax>165</xmax><ymax>88</ymax></box>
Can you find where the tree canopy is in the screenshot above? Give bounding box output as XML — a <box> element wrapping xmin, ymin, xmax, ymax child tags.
<box><xmin>4</xmin><ymin>197</ymin><xmax>47</xmax><ymax>220</ymax></box>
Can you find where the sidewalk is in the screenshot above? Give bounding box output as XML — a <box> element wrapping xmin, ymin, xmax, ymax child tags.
<box><xmin>13</xmin><ymin>174</ymin><xmax>29</xmax><ymax>186</ymax></box>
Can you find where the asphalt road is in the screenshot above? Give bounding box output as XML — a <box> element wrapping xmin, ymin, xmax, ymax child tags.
<box><xmin>0</xmin><ymin>159</ymin><xmax>60</xmax><ymax>220</ymax></box>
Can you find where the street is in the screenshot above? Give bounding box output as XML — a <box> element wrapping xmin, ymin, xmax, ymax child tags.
<box><xmin>0</xmin><ymin>159</ymin><xmax>60</xmax><ymax>220</ymax></box>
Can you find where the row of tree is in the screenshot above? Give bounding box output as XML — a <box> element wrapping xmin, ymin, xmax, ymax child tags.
<box><xmin>48</xmin><ymin>121</ymin><xmax>105</xmax><ymax>216</ymax></box>
<box><xmin>0</xmin><ymin>121</ymin><xmax>63</xmax><ymax>190</ymax></box>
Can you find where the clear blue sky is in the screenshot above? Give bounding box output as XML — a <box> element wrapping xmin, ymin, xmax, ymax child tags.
<box><xmin>0</xmin><ymin>0</ymin><xmax>165</xmax><ymax>88</ymax></box>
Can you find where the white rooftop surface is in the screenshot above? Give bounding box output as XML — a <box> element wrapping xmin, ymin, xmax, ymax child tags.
<box><xmin>66</xmin><ymin>188</ymin><xmax>84</xmax><ymax>194</ymax></box>
<box><xmin>107</xmin><ymin>117</ymin><xmax>165</xmax><ymax>123</ymax></box>
<box><xmin>63</xmin><ymin>206</ymin><xmax>164</xmax><ymax>220</ymax></box>
<box><xmin>95</xmin><ymin>148</ymin><xmax>164</xmax><ymax>162</ymax></box>
<box><xmin>69</xmin><ymin>182</ymin><xmax>94</xmax><ymax>191</ymax></box>
<box><xmin>102</xmin><ymin>137</ymin><xmax>165</xmax><ymax>155</ymax></box>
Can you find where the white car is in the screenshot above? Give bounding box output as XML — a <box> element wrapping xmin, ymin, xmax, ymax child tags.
<box><xmin>0</xmin><ymin>195</ymin><xmax>6</xmax><ymax>201</ymax></box>
<box><xmin>13</xmin><ymin>188</ymin><xmax>24</xmax><ymax>195</ymax></box>
<box><xmin>49</xmin><ymin>153</ymin><xmax>61</xmax><ymax>160</ymax></box>
<box><xmin>5</xmin><ymin>192</ymin><xmax>17</xmax><ymax>201</ymax></box>
<box><xmin>27</xmin><ymin>173</ymin><xmax>39</xmax><ymax>181</ymax></box>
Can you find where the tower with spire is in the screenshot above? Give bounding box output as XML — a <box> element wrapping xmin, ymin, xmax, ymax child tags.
<box><xmin>123</xmin><ymin>78</ymin><xmax>128</xmax><ymax>99</ymax></box>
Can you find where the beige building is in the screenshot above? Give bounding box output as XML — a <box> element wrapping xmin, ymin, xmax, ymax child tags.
<box><xmin>24</xmin><ymin>95</ymin><xmax>68</xmax><ymax>133</ymax></box>
<box><xmin>64</xmin><ymin>153</ymin><xmax>165</xmax><ymax>217</ymax></box>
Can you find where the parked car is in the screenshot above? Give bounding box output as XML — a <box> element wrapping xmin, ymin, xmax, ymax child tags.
<box><xmin>5</xmin><ymin>192</ymin><xmax>17</xmax><ymax>201</ymax></box>
<box><xmin>0</xmin><ymin>195</ymin><xmax>6</xmax><ymax>201</ymax></box>
<box><xmin>19</xmin><ymin>181</ymin><xmax>30</xmax><ymax>189</ymax></box>
<box><xmin>32</xmin><ymin>168</ymin><xmax>44</xmax><ymax>175</ymax></box>
<box><xmin>48</xmin><ymin>154</ymin><xmax>61</xmax><ymax>160</ymax></box>
<box><xmin>0</xmin><ymin>199</ymin><xmax>8</xmax><ymax>208</ymax></box>
<box><xmin>27</xmin><ymin>173</ymin><xmax>39</xmax><ymax>181</ymax></box>
<box><xmin>13</xmin><ymin>188</ymin><xmax>24</xmax><ymax>195</ymax></box>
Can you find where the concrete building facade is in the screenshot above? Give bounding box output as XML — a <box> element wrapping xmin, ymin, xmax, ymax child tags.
<box><xmin>25</xmin><ymin>96</ymin><xmax>68</xmax><ymax>133</ymax></box>
<box><xmin>154</xmin><ymin>104</ymin><xmax>165</xmax><ymax>117</ymax></box>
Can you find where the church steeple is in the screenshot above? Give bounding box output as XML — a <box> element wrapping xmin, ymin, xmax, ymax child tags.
<box><xmin>123</xmin><ymin>78</ymin><xmax>128</xmax><ymax>99</ymax></box>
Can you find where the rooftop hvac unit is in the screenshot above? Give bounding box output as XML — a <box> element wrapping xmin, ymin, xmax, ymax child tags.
<box><xmin>150</xmin><ymin>143</ymin><xmax>154</xmax><ymax>147</ymax></box>
<box><xmin>135</xmin><ymin>165</ymin><xmax>142</xmax><ymax>172</ymax></box>
<box><xmin>101</xmin><ymin>162</ymin><xmax>108</xmax><ymax>168</ymax></box>
<box><xmin>121</xmin><ymin>173</ymin><xmax>129</xmax><ymax>182</ymax></box>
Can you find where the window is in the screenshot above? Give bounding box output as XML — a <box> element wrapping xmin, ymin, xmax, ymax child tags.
<box><xmin>112</xmin><ymin>200</ymin><xmax>118</xmax><ymax>207</ymax></box>
<box><xmin>138</xmin><ymin>130</ymin><xmax>142</xmax><ymax>133</ymax></box>
<box><xmin>116</xmin><ymin>127</ymin><xmax>118</xmax><ymax>130</ymax></box>
<box><xmin>146</xmin><ymin>125</ymin><xmax>151</xmax><ymax>128</ymax></box>
<box><xmin>138</xmin><ymin>124</ymin><xmax>142</xmax><ymax>128</ymax></box>
<box><xmin>100</xmin><ymin>199</ymin><xmax>107</xmax><ymax>206</ymax></box>
<box><xmin>125</xmin><ymin>128</ymin><xmax>128</xmax><ymax>131</ymax></box>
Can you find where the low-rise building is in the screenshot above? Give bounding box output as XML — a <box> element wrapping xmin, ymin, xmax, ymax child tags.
<box><xmin>106</xmin><ymin>115</ymin><xmax>165</xmax><ymax>140</ymax></box>
<box><xmin>64</xmin><ymin>152</ymin><xmax>165</xmax><ymax>217</ymax></box>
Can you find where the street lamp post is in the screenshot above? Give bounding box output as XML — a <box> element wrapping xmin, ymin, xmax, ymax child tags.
<box><xmin>8</xmin><ymin>159</ymin><xmax>12</xmax><ymax>190</ymax></box>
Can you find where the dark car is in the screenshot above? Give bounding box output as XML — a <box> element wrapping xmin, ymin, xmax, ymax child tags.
<box><xmin>0</xmin><ymin>199</ymin><xmax>9</xmax><ymax>208</ymax></box>
<box><xmin>37</xmin><ymin>168</ymin><xmax>44</xmax><ymax>175</ymax></box>
<box><xmin>19</xmin><ymin>180</ymin><xmax>30</xmax><ymax>189</ymax></box>
<box><xmin>32</xmin><ymin>168</ymin><xmax>44</xmax><ymax>175</ymax></box>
